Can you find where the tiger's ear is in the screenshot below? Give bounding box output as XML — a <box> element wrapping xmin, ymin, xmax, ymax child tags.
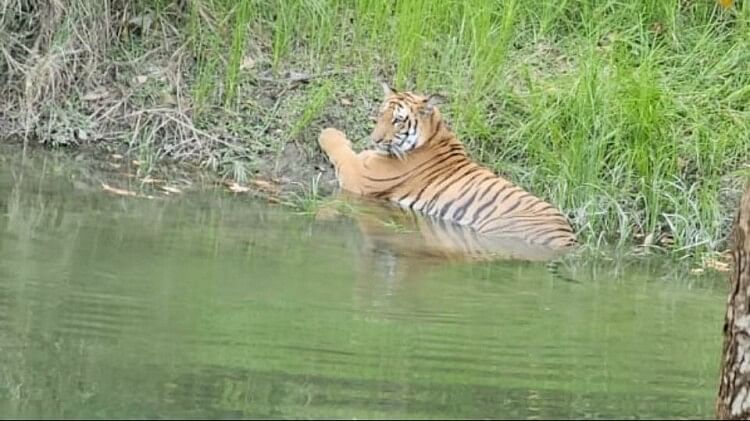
<box><xmin>381</xmin><ymin>82</ymin><xmax>397</xmax><ymax>98</ymax></box>
<box><xmin>421</xmin><ymin>94</ymin><xmax>446</xmax><ymax>115</ymax></box>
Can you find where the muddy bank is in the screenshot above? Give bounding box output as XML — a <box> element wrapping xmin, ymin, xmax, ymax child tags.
<box><xmin>0</xmin><ymin>136</ymin><xmax>338</xmax><ymax>205</ymax></box>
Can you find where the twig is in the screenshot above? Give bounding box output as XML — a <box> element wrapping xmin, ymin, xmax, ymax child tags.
<box><xmin>257</xmin><ymin>68</ymin><xmax>356</xmax><ymax>85</ymax></box>
<box><xmin>161</xmin><ymin>112</ymin><xmax>242</xmax><ymax>151</ymax></box>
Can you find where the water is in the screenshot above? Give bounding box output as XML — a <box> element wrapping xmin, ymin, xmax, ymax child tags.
<box><xmin>0</xmin><ymin>150</ymin><xmax>727</xmax><ymax>419</ymax></box>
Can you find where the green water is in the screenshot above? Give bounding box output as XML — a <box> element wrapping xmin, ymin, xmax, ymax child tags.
<box><xmin>0</xmin><ymin>150</ymin><xmax>727</xmax><ymax>419</ymax></box>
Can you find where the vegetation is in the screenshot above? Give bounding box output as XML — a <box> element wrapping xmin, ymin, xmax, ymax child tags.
<box><xmin>1</xmin><ymin>0</ymin><xmax>749</xmax><ymax>257</ymax></box>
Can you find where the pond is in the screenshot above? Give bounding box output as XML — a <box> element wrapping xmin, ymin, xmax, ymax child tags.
<box><xmin>0</xmin><ymin>148</ymin><xmax>726</xmax><ymax>419</ymax></box>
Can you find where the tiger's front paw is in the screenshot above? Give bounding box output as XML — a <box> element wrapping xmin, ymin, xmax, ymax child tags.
<box><xmin>319</xmin><ymin>127</ymin><xmax>352</xmax><ymax>153</ymax></box>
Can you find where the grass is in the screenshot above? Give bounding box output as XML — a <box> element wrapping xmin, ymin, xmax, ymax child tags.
<box><xmin>0</xmin><ymin>0</ymin><xmax>749</xmax><ymax>258</ymax></box>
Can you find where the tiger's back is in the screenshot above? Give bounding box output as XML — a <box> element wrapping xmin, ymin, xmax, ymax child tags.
<box><xmin>365</xmin><ymin>137</ymin><xmax>576</xmax><ymax>248</ymax></box>
<box><xmin>318</xmin><ymin>84</ymin><xmax>577</xmax><ymax>250</ymax></box>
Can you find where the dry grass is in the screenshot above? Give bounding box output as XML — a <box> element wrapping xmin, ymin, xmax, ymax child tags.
<box><xmin>2</xmin><ymin>0</ymin><xmax>122</xmax><ymax>141</ymax></box>
<box><xmin>0</xmin><ymin>0</ymin><xmax>263</xmax><ymax>178</ymax></box>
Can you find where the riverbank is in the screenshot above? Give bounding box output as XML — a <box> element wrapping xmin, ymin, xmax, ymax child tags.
<box><xmin>1</xmin><ymin>0</ymin><xmax>748</xmax><ymax>259</ymax></box>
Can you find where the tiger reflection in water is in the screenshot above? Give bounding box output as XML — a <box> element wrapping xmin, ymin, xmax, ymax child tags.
<box><xmin>315</xmin><ymin>192</ymin><xmax>575</xmax><ymax>304</ymax></box>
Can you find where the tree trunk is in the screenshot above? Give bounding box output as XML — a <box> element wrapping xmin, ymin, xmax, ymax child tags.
<box><xmin>717</xmin><ymin>181</ymin><xmax>750</xmax><ymax>420</ymax></box>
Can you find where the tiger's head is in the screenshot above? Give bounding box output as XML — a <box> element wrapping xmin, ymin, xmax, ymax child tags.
<box><xmin>370</xmin><ymin>83</ymin><xmax>445</xmax><ymax>159</ymax></box>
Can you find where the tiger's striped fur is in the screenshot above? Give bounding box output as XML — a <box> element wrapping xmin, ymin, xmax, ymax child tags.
<box><xmin>318</xmin><ymin>83</ymin><xmax>577</xmax><ymax>249</ymax></box>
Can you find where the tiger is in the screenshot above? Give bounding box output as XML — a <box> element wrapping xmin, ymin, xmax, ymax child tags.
<box><xmin>318</xmin><ymin>83</ymin><xmax>577</xmax><ymax>250</ymax></box>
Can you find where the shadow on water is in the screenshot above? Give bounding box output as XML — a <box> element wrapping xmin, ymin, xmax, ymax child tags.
<box><xmin>0</xmin><ymin>147</ymin><xmax>729</xmax><ymax>419</ymax></box>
